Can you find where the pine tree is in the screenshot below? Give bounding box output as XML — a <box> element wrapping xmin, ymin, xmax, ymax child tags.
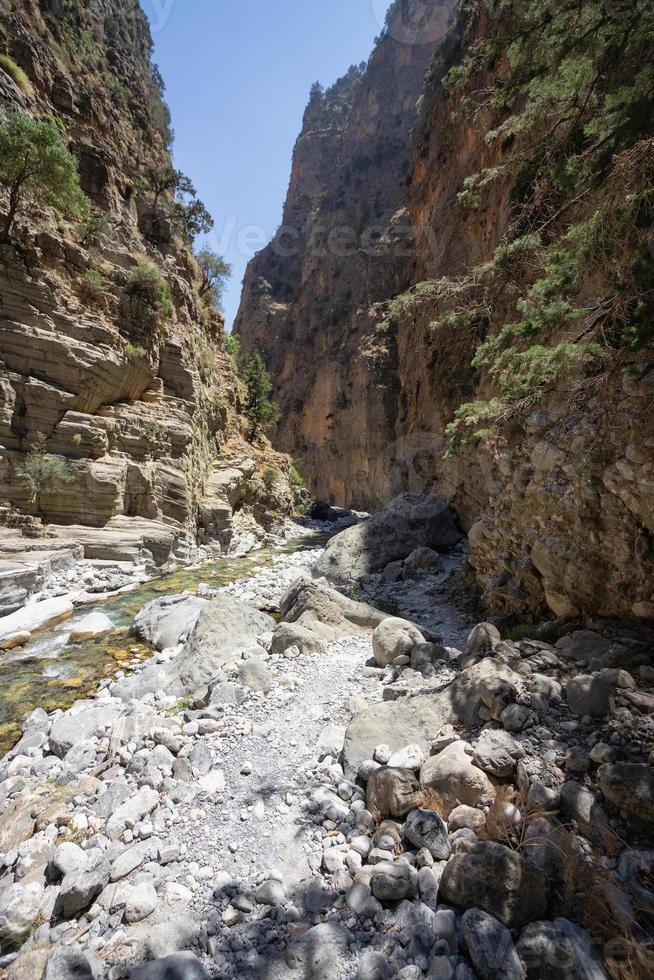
<box><xmin>240</xmin><ymin>351</ymin><xmax>281</xmax><ymax>443</ymax></box>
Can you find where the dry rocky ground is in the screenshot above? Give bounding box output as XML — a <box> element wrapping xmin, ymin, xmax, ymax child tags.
<box><xmin>0</xmin><ymin>497</ymin><xmax>653</xmax><ymax>980</ymax></box>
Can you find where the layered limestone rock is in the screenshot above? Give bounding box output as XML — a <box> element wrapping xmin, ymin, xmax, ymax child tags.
<box><xmin>236</xmin><ymin>0</ymin><xmax>654</xmax><ymax>622</ymax></box>
<box><xmin>0</xmin><ymin>0</ymin><xmax>295</xmax><ymax>592</ymax></box>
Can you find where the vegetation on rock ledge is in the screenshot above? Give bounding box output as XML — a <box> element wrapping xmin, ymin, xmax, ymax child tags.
<box><xmin>425</xmin><ymin>0</ymin><xmax>654</xmax><ymax>449</ymax></box>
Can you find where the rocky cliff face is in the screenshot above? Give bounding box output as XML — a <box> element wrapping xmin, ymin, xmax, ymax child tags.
<box><xmin>0</xmin><ymin>0</ymin><xmax>295</xmax><ymax>611</ymax></box>
<box><xmin>236</xmin><ymin>0</ymin><xmax>654</xmax><ymax>624</ymax></box>
<box><xmin>235</xmin><ymin>0</ymin><xmax>454</xmax><ymax>506</ymax></box>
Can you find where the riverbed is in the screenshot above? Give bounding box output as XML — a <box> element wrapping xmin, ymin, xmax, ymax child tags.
<box><xmin>0</xmin><ymin>532</ymin><xmax>326</xmax><ymax>753</ymax></box>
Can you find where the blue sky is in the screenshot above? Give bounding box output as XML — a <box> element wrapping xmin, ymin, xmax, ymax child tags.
<box><xmin>143</xmin><ymin>0</ymin><xmax>393</xmax><ymax>328</ymax></box>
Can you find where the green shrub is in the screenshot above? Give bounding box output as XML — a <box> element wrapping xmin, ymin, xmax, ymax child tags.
<box><xmin>77</xmin><ymin>207</ymin><xmax>115</xmax><ymax>246</ymax></box>
<box><xmin>124</xmin><ymin>343</ymin><xmax>148</xmax><ymax>362</ymax></box>
<box><xmin>289</xmin><ymin>462</ymin><xmax>304</xmax><ymax>489</ymax></box>
<box><xmin>79</xmin><ymin>269</ymin><xmax>107</xmax><ymax>305</ymax></box>
<box><xmin>16</xmin><ymin>433</ymin><xmax>74</xmax><ymax>515</ymax></box>
<box><xmin>240</xmin><ymin>351</ymin><xmax>281</xmax><ymax>443</ymax></box>
<box><xmin>224</xmin><ymin>334</ymin><xmax>240</xmax><ymax>361</ymax></box>
<box><xmin>262</xmin><ymin>466</ymin><xmax>279</xmax><ymax>488</ymax></box>
<box><xmin>0</xmin><ymin>55</ymin><xmax>33</xmax><ymax>97</ymax></box>
<box><xmin>125</xmin><ymin>261</ymin><xmax>172</xmax><ymax>343</ymax></box>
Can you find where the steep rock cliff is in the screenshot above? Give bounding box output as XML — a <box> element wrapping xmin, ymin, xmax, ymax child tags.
<box><xmin>237</xmin><ymin>0</ymin><xmax>654</xmax><ymax>623</ymax></box>
<box><xmin>0</xmin><ymin>0</ymin><xmax>295</xmax><ymax>611</ymax></box>
<box><xmin>235</xmin><ymin>0</ymin><xmax>454</xmax><ymax>505</ymax></box>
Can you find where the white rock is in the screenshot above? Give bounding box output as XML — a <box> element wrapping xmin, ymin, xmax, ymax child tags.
<box><xmin>68</xmin><ymin>612</ymin><xmax>113</xmax><ymax>643</ymax></box>
<box><xmin>198</xmin><ymin>770</ymin><xmax>226</xmax><ymax>794</ymax></box>
<box><xmin>387</xmin><ymin>743</ymin><xmax>425</xmax><ymax>770</ymax></box>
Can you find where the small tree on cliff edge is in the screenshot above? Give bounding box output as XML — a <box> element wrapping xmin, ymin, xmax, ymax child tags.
<box><xmin>240</xmin><ymin>351</ymin><xmax>281</xmax><ymax>443</ymax></box>
<box><xmin>0</xmin><ymin>111</ymin><xmax>88</xmax><ymax>244</ymax></box>
<box><xmin>16</xmin><ymin>432</ymin><xmax>74</xmax><ymax>517</ymax></box>
<box><xmin>196</xmin><ymin>248</ymin><xmax>231</xmax><ymax>310</ymax></box>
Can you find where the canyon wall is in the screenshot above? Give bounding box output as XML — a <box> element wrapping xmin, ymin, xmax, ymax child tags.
<box><xmin>0</xmin><ymin>0</ymin><xmax>294</xmax><ymax>606</ymax></box>
<box><xmin>236</xmin><ymin>0</ymin><xmax>654</xmax><ymax>623</ymax></box>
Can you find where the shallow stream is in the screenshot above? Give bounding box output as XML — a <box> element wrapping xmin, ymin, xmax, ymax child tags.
<box><xmin>0</xmin><ymin>534</ymin><xmax>323</xmax><ymax>752</ymax></box>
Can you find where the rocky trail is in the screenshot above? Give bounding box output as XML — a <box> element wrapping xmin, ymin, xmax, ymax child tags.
<box><xmin>1</xmin><ymin>496</ymin><xmax>653</xmax><ymax>980</ymax></box>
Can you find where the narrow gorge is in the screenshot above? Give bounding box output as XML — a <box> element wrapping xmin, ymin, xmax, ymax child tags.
<box><xmin>0</xmin><ymin>2</ymin><xmax>653</xmax><ymax>979</ymax></box>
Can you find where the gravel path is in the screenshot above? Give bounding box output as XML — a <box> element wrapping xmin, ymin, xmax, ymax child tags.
<box><xmin>120</xmin><ymin>543</ymin><xmax>475</xmax><ymax>978</ymax></box>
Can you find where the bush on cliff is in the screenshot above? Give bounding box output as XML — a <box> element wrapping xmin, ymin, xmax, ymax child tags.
<box><xmin>427</xmin><ymin>0</ymin><xmax>654</xmax><ymax>449</ymax></box>
<box><xmin>124</xmin><ymin>260</ymin><xmax>172</xmax><ymax>345</ymax></box>
<box><xmin>16</xmin><ymin>433</ymin><xmax>74</xmax><ymax>516</ymax></box>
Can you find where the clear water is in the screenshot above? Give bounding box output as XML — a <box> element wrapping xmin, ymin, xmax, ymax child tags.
<box><xmin>0</xmin><ymin>534</ymin><xmax>325</xmax><ymax>753</ymax></box>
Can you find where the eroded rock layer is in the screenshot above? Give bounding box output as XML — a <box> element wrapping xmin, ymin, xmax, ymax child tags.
<box><xmin>0</xmin><ymin>0</ymin><xmax>294</xmax><ymax>593</ymax></box>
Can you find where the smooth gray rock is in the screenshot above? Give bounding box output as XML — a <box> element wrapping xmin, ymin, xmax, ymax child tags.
<box><xmin>48</xmin><ymin>701</ymin><xmax>121</xmax><ymax>758</ymax></box>
<box><xmin>404</xmin><ymin>809</ymin><xmax>452</xmax><ymax>860</ymax></box>
<box><xmin>566</xmin><ymin>674</ymin><xmax>614</xmax><ymax>718</ymax></box>
<box><xmin>371</xmin><ymin>861</ymin><xmax>419</xmax><ymax>901</ymax></box>
<box><xmin>255</xmin><ymin>879</ymin><xmax>286</xmax><ymax>906</ymax></box>
<box><xmin>131</xmin><ymin>594</ymin><xmax>209</xmax><ymax>651</ymax></box>
<box><xmin>238</xmin><ymin>657</ymin><xmax>273</xmax><ymax>693</ymax></box>
<box><xmin>0</xmin><ymin>881</ymin><xmax>44</xmax><ymax>945</ymax></box>
<box><xmin>110</xmin><ymin>842</ymin><xmax>153</xmax><ymax>882</ymax></box>
<box><xmin>105</xmin><ymin>787</ymin><xmax>160</xmax><ymax>841</ymax></box>
<box><xmin>516</xmin><ymin>917</ymin><xmax>609</xmax><ymax>979</ymax></box>
<box><xmin>124</xmin><ymin>881</ymin><xmax>158</xmax><ymax>923</ymax></box>
<box><xmin>373</xmin><ymin>617</ymin><xmax>425</xmax><ymax>668</ymax></box>
<box><xmin>174</xmin><ymin>595</ymin><xmax>274</xmax><ymax>690</ymax></box>
<box><xmin>357</xmin><ymin>949</ymin><xmax>394</xmax><ymax>979</ymax></box>
<box><xmin>189</xmin><ymin>742</ymin><xmax>212</xmax><ymax>775</ymax></box>
<box><xmin>317</xmin><ymin>724</ymin><xmax>346</xmax><ymax>762</ymax></box>
<box><xmin>44</xmin><ymin>947</ymin><xmax>94</xmax><ymax>980</ymax></box>
<box><xmin>462</xmin><ymin>908</ymin><xmax>525</xmax><ymax>979</ymax></box>
<box><xmin>472</xmin><ymin>729</ymin><xmax>526</xmax><ymax>778</ymax></box>
<box><xmin>124</xmin><ymin>953</ymin><xmax>209</xmax><ymax>980</ymax></box>
<box><xmin>54</xmin><ymin>861</ymin><xmax>111</xmax><ymax>919</ymax></box>
<box><xmin>314</xmin><ymin>493</ymin><xmax>462</xmax><ymax>584</ymax></box>
<box><xmin>49</xmin><ymin>842</ymin><xmax>88</xmax><ymax>880</ymax></box>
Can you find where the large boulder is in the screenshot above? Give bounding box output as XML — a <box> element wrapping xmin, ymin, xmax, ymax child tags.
<box><xmin>372</xmin><ymin>617</ymin><xmax>425</xmax><ymax>668</ymax></box>
<box><xmin>68</xmin><ymin>611</ymin><xmax>113</xmax><ymax>643</ymax></box>
<box><xmin>343</xmin><ymin>659</ymin><xmax>521</xmax><ymax>777</ymax></box>
<box><xmin>516</xmin><ymin>917</ymin><xmax>609</xmax><ymax>979</ymax></box>
<box><xmin>173</xmin><ymin>595</ymin><xmax>274</xmax><ymax>690</ymax></box>
<box><xmin>472</xmin><ymin>729</ymin><xmax>526</xmax><ymax>778</ymax></box>
<box><xmin>366</xmin><ymin>766</ymin><xmax>421</xmax><ymax>819</ymax></box>
<box><xmin>131</xmin><ymin>594</ymin><xmax>209</xmax><ymax>651</ymax></box>
<box><xmin>566</xmin><ymin>674</ymin><xmax>614</xmax><ymax>718</ymax></box>
<box><xmin>48</xmin><ymin>701</ymin><xmax>122</xmax><ymax>759</ymax></box>
<box><xmin>313</xmin><ymin>493</ymin><xmax>462</xmax><ymax>584</ymax></box>
<box><xmin>272</xmin><ymin>577</ymin><xmax>386</xmax><ymax>655</ymax></box>
<box><xmin>420</xmin><ymin>741</ymin><xmax>495</xmax><ymax>816</ymax></box>
<box><xmin>597</xmin><ymin>762</ymin><xmax>654</xmax><ymax>826</ymax></box>
<box><xmin>370</xmin><ymin>861</ymin><xmax>419</xmax><ymax>902</ymax></box>
<box><xmin>462</xmin><ymin>908</ymin><xmax>526</xmax><ymax>980</ymax></box>
<box><xmin>439</xmin><ymin>841</ymin><xmax>549</xmax><ymax>929</ymax></box>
